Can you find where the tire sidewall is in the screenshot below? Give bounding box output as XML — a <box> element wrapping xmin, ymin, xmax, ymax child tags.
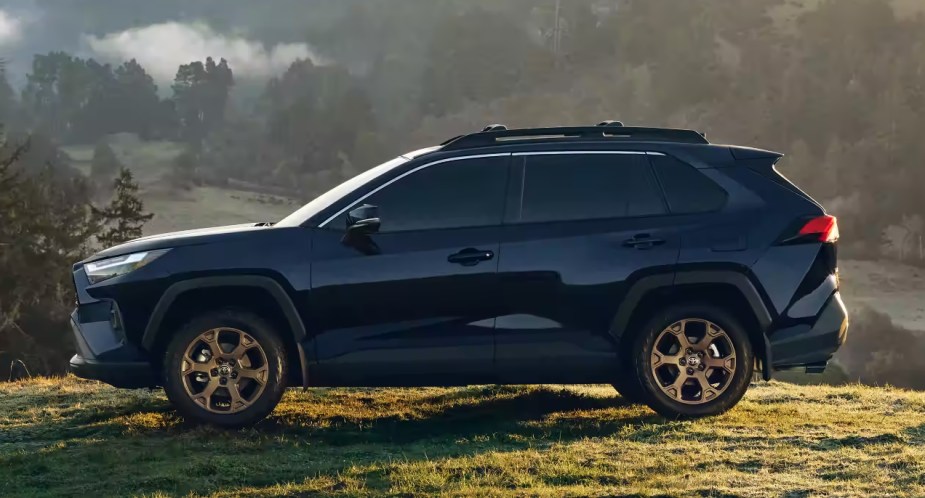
<box><xmin>163</xmin><ymin>310</ymin><xmax>287</xmax><ymax>428</ymax></box>
<box><xmin>633</xmin><ymin>303</ymin><xmax>754</xmax><ymax>418</ymax></box>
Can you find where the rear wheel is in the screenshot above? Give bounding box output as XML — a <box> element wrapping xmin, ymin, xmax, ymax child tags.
<box><xmin>632</xmin><ymin>303</ymin><xmax>753</xmax><ymax>418</ymax></box>
<box><xmin>163</xmin><ymin>310</ymin><xmax>287</xmax><ymax>427</ymax></box>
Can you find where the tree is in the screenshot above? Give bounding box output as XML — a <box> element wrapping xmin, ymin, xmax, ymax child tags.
<box><xmin>172</xmin><ymin>57</ymin><xmax>234</xmax><ymax>144</ymax></box>
<box><xmin>0</xmin><ymin>65</ymin><xmax>16</xmax><ymax>125</ymax></box>
<box><xmin>89</xmin><ymin>141</ymin><xmax>121</xmax><ymax>187</ymax></box>
<box><xmin>113</xmin><ymin>59</ymin><xmax>164</xmax><ymax>139</ymax></box>
<box><xmin>168</xmin><ymin>147</ymin><xmax>199</xmax><ymax>189</ymax></box>
<box><xmin>0</xmin><ymin>130</ymin><xmax>97</xmax><ymax>375</ymax></box>
<box><xmin>92</xmin><ymin>168</ymin><xmax>153</xmax><ymax>247</ymax></box>
<box><xmin>262</xmin><ymin>59</ymin><xmax>375</xmax><ymax>189</ymax></box>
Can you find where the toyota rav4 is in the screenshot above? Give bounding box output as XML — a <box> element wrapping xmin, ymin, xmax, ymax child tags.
<box><xmin>69</xmin><ymin>122</ymin><xmax>848</xmax><ymax>426</ymax></box>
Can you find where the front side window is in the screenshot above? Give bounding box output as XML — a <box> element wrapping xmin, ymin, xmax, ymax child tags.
<box><xmin>518</xmin><ymin>153</ymin><xmax>666</xmax><ymax>223</ymax></box>
<box><xmin>332</xmin><ymin>156</ymin><xmax>509</xmax><ymax>233</ymax></box>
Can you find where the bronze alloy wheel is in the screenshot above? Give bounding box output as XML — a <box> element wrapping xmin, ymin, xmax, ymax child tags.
<box><xmin>649</xmin><ymin>318</ymin><xmax>737</xmax><ymax>405</ymax></box>
<box><xmin>180</xmin><ymin>327</ymin><xmax>269</xmax><ymax>414</ymax></box>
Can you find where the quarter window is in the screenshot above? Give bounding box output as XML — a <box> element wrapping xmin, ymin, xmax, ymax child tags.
<box><xmin>518</xmin><ymin>154</ymin><xmax>666</xmax><ymax>223</ymax></box>
<box><xmin>650</xmin><ymin>155</ymin><xmax>727</xmax><ymax>213</ymax></box>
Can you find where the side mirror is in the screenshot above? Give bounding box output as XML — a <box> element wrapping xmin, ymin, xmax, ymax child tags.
<box><xmin>345</xmin><ymin>204</ymin><xmax>380</xmax><ymax>235</ymax></box>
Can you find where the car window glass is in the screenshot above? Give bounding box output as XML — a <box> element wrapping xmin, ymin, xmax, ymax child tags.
<box><xmin>519</xmin><ymin>153</ymin><xmax>666</xmax><ymax>223</ymax></box>
<box><xmin>331</xmin><ymin>156</ymin><xmax>508</xmax><ymax>232</ymax></box>
<box><xmin>651</xmin><ymin>155</ymin><xmax>727</xmax><ymax>213</ymax></box>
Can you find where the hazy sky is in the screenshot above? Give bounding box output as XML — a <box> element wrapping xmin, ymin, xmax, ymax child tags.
<box><xmin>0</xmin><ymin>1</ymin><xmax>331</xmax><ymax>85</ymax></box>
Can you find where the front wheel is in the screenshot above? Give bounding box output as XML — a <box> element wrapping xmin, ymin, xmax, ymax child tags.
<box><xmin>163</xmin><ymin>310</ymin><xmax>287</xmax><ymax>427</ymax></box>
<box><xmin>632</xmin><ymin>303</ymin><xmax>753</xmax><ymax>419</ymax></box>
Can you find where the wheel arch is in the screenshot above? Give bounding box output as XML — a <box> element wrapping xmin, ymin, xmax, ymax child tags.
<box><xmin>142</xmin><ymin>275</ymin><xmax>310</xmax><ymax>387</ymax></box>
<box><xmin>611</xmin><ymin>270</ymin><xmax>775</xmax><ymax>380</ymax></box>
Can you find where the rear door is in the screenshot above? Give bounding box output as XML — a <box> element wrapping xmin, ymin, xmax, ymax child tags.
<box><xmin>495</xmin><ymin>151</ymin><xmax>681</xmax><ymax>383</ymax></box>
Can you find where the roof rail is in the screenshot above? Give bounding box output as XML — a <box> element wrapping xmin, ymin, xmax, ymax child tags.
<box><xmin>441</xmin><ymin>125</ymin><xmax>709</xmax><ymax>151</ymax></box>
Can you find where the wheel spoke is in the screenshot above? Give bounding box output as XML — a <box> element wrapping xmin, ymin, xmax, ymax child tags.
<box><xmin>693</xmin><ymin>371</ymin><xmax>719</xmax><ymax>401</ymax></box>
<box><xmin>227</xmin><ymin>382</ymin><xmax>247</xmax><ymax>409</ymax></box>
<box><xmin>663</xmin><ymin>373</ymin><xmax>688</xmax><ymax>399</ymax></box>
<box><xmin>705</xmin><ymin>354</ymin><xmax>736</xmax><ymax>374</ymax></box>
<box><xmin>229</xmin><ymin>332</ymin><xmax>257</xmax><ymax>359</ymax></box>
<box><xmin>237</xmin><ymin>365</ymin><xmax>268</xmax><ymax>384</ymax></box>
<box><xmin>194</xmin><ymin>379</ymin><xmax>219</xmax><ymax>408</ymax></box>
<box><xmin>182</xmin><ymin>358</ymin><xmax>212</xmax><ymax>374</ymax></box>
<box><xmin>668</xmin><ymin>320</ymin><xmax>692</xmax><ymax>349</ymax></box>
<box><xmin>201</xmin><ymin>329</ymin><xmax>221</xmax><ymax>357</ymax></box>
<box><xmin>651</xmin><ymin>351</ymin><xmax>681</xmax><ymax>368</ymax></box>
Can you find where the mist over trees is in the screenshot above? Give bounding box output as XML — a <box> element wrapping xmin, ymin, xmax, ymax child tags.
<box><xmin>1</xmin><ymin>0</ymin><xmax>925</xmax><ymax>376</ymax></box>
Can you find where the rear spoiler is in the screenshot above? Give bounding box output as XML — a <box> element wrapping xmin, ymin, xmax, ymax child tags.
<box><xmin>729</xmin><ymin>146</ymin><xmax>821</xmax><ymax>208</ymax></box>
<box><xmin>729</xmin><ymin>146</ymin><xmax>783</xmax><ymax>161</ymax></box>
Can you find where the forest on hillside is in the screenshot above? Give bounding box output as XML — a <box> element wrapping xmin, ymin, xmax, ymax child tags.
<box><xmin>1</xmin><ymin>0</ymin><xmax>925</xmax><ymax>376</ymax></box>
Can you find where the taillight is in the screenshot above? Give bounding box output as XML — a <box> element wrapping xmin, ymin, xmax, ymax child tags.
<box><xmin>799</xmin><ymin>215</ymin><xmax>839</xmax><ymax>243</ymax></box>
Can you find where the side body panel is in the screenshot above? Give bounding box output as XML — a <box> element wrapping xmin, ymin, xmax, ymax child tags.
<box><xmin>493</xmin><ymin>152</ymin><xmax>681</xmax><ymax>383</ymax></box>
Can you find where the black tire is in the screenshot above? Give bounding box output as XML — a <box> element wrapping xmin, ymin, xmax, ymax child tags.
<box><xmin>632</xmin><ymin>303</ymin><xmax>753</xmax><ymax>419</ymax></box>
<box><xmin>163</xmin><ymin>309</ymin><xmax>287</xmax><ymax>428</ymax></box>
<box><xmin>611</xmin><ymin>357</ymin><xmax>644</xmax><ymax>403</ymax></box>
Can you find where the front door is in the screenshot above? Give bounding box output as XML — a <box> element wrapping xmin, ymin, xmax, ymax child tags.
<box><xmin>309</xmin><ymin>154</ymin><xmax>511</xmax><ymax>386</ymax></box>
<box><xmin>495</xmin><ymin>152</ymin><xmax>681</xmax><ymax>383</ymax></box>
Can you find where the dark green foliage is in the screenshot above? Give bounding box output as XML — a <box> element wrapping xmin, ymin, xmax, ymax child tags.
<box><xmin>20</xmin><ymin>53</ymin><xmax>166</xmax><ymax>143</ymax></box>
<box><xmin>0</xmin><ymin>133</ymin><xmax>97</xmax><ymax>374</ymax></box>
<box><xmin>92</xmin><ymin>168</ymin><xmax>154</xmax><ymax>247</ymax></box>
<box><xmin>89</xmin><ymin>141</ymin><xmax>121</xmax><ymax>186</ymax></box>
<box><xmin>172</xmin><ymin>57</ymin><xmax>234</xmax><ymax>144</ymax></box>
<box><xmin>168</xmin><ymin>147</ymin><xmax>200</xmax><ymax>189</ymax></box>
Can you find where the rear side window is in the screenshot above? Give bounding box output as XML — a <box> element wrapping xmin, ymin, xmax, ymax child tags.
<box><xmin>650</xmin><ymin>155</ymin><xmax>727</xmax><ymax>214</ymax></box>
<box><xmin>519</xmin><ymin>154</ymin><xmax>666</xmax><ymax>223</ymax></box>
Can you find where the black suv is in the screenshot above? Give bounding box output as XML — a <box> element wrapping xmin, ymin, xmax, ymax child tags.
<box><xmin>70</xmin><ymin>123</ymin><xmax>848</xmax><ymax>426</ymax></box>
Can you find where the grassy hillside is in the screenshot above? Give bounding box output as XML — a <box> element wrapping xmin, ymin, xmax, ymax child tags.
<box><xmin>63</xmin><ymin>139</ymin><xmax>301</xmax><ymax>234</ymax></box>
<box><xmin>2</xmin><ymin>378</ymin><xmax>924</xmax><ymax>497</ymax></box>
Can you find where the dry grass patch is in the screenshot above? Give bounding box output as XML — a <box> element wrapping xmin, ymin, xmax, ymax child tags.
<box><xmin>1</xmin><ymin>377</ymin><xmax>924</xmax><ymax>497</ymax></box>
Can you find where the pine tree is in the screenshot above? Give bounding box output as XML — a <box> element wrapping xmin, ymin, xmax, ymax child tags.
<box><xmin>93</xmin><ymin>167</ymin><xmax>153</xmax><ymax>247</ymax></box>
<box><xmin>89</xmin><ymin>141</ymin><xmax>121</xmax><ymax>186</ymax></box>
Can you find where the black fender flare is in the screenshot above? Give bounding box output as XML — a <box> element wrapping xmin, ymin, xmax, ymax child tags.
<box><xmin>610</xmin><ymin>270</ymin><xmax>774</xmax><ymax>380</ymax></box>
<box><xmin>141</xmin><ymin>275</ymin><xmax>310</xmax><ymax>386</ymax></box>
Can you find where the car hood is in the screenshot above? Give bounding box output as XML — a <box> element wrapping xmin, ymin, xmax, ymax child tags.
<box><xmin>82</xmin><ymin>223</ymin><xmax>271</xmax><ymax>263</ymax></box>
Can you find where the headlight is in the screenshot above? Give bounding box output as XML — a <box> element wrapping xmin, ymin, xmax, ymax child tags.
<box><xmin>84</xmin><ymin>249</ymin><xmax>170</xmax><ymax>284</ymax></box>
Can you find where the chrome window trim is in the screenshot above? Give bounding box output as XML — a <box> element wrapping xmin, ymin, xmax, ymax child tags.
<box><xmin>512</xmin><ymin>150</ymin><xmax>648</xmax><ymax>156</ymax></box>
<box><xmin>318</xmin><ymin>152</ymin><xmax>511</xmax><ymax>227</ymax></box>
<box><xmin>318</xmin><ymin>149</ymin><xmax>666</xmax><ymax>228</ymax></box>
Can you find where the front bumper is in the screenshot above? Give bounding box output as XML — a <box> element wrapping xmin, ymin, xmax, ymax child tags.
<box><xmin>769</xmin><ymin>291</ymin><xmax>849</xmax><ymax>371</ymax></box>
<box><xmin>68</xmin><ymin>309</ymin><xmax>157</xmax><ymax>388</ymax></box>
<box><xmin>69</xmin><ymin>354</ymin><xmax>157</xmax><ymax>388</ymax></box>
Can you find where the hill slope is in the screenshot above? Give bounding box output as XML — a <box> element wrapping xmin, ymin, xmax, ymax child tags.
<box><xmin>2</xmin><ymin>378</ymin><xmax>924</xmax><ymax>497</ymax></box>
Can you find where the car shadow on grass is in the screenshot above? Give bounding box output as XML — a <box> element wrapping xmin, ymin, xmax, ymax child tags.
<box><xmin>257</xmin><ymin>385</ymin><xmax>663</xmax><ymax>445</ymax></box>
<box><xmin>3</xmin><ymin>385</ymin><xmax>662</xmax><ymax>447</ymax></box>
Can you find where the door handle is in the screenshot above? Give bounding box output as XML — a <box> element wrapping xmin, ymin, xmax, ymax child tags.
<box><xmin>623</xmin><ymin>234</ymin><xmax>666</xmax><ymax>249</ymax></box>
<box><xmin>448</xmin><ymin>248</ymin><xmax>494</xmax><ymax>266</ymax></box>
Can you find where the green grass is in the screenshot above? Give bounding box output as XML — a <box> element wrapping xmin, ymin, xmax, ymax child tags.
<box><xmin>2</xmin><ymin>378</ymin><xmax>925</xmax><ymax>497</ymax></box>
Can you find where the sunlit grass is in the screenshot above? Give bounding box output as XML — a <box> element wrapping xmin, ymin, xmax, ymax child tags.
<box><xmin>2</xmin><ymin>377</ymin><xmax>924</xmax><ymax>497</ymax></box>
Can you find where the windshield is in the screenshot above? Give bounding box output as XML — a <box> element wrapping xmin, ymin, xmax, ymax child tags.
<box><xmin>276</xmin><ymin>146</ymin><xmax>441</xmax><ymax>227</ymax></box>
<box><xmin>275</xmin><ymin>155</ymin><xmax>410</xmax><ymax>227</ymax></box>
